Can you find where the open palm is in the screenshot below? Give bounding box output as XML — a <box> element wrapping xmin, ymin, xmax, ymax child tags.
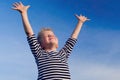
<box><xmin>12</xmin><ymin>2</ymin><xmax>30</xmax><ymax>13</ymax></box>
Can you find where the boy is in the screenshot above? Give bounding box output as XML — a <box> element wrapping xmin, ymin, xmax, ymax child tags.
<box><xmin>12</xmin><ymin>2</ymin><xmax>89</xmax><ymax>80</ymax></box>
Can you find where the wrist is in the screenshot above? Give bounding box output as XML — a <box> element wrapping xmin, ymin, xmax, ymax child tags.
<box><xmin>21</xmin><ymin>11</ymin><xmax>27</xmax><ymax>15</ymax></box>
<box><xmin>78</xmin><ymin>20</ymin><xmax>84</xmax><ymax>24</ymax></box>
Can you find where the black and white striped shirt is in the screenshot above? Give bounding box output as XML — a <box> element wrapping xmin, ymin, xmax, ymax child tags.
<box><xmin>27</xmin><ymin>35</ymin><xmax>77</xmax><ymax>80</ymax></box>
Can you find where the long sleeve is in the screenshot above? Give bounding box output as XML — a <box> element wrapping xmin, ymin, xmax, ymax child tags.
<box><xmin>27</xmin><ymin>34</ymin><xmax>43</xmax><ymax>58</ymax></box>
<box><xmin>59</xmin><ymin>38</ymin><xmax>77</xmax><ymax>61</ymax></box>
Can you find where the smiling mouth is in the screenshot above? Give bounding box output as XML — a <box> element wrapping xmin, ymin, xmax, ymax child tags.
<box><xmin>50</xmin><ymin>38</ymin><xmax>55</xmax><ymax>40</ymax></box>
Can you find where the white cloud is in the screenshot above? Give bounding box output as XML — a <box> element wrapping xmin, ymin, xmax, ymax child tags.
<box><xmin>75</xmin><ymin>27</ymin><xmax>120</xmax><ymax>63</ymax></box>
<box><xmin>69</xmin><ymin>28</ymin><xmax>120</xmax><ymax>80</ymax></box>
<box><xmin>70</xmin><ymin>61</ymin><xmax>120</xmax><ymax>80</ymax></box>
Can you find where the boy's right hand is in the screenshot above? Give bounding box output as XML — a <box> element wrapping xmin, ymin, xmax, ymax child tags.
<box><xmin>12</xmin><ymin>2</ymin><xmax>30</xmax><ymax>13</ymax></box>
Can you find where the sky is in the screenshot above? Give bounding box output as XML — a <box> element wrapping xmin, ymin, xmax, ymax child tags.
<box><xmin>0</xmin><ymin>0</ymin><xmax>120</xmax><ymax>80</ymax></box>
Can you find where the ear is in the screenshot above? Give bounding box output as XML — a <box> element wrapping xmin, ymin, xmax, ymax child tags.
<box><xmin>56</xmin><ymin>43</ymin><xmax>58</xmax><ymax>48</ymax></box>
<box><xmin>39</xmin><ymin>39</ymin><xmax>44</xmax><ymax>49</ymax></box>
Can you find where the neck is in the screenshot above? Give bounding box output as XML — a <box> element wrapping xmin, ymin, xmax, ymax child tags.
<box><xmin>44</xmin><ymin>44</ymin><xmax>57</xmax><ymax>52</ymax></box>
<box><xmin>45</xmin><ymin>48</ymin><xmax>57</xmax><ymax>52</ymax></box>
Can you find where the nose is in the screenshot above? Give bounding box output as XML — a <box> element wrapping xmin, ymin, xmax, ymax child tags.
<box><xmin>48</xmin><ymin>35</ymin><xmax>55</xmax><ymax>37</ymax></box>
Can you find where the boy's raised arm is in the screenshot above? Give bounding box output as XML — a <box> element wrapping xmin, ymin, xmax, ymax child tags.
<box><xmin>71</xmin><ymin>14</ymin><xmax>90</xmax><ymax>39</ymax></box>
<box><xmin>12</xmin><ymin>2</ymin><xmax>34</xmax><ymax>36</ymax></box>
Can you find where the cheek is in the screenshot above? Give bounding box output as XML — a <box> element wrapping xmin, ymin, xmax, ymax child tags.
<box><xmin>42</xmin><ymin>37</ymin><xmax>48</xmax><ymax>42</ymax></box>
<box><xmin>56</xmin><ymin>38</ymin><xmax>58</xmax><ymax>43</ymax></box>
<box><xmin>41</xmin><ymin>38</ymin><xmax>47</xmax><ymax>45</ymax></box>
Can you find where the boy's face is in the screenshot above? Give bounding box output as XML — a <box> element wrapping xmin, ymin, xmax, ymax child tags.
<box><xmin>41</xmin><ymin>31</ymin><xmax>58</xmax><ymax>49</ymax></box>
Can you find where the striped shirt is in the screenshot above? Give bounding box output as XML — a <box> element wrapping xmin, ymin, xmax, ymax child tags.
<box><xmin>27</xmin><ymin>35</ymin><xmax>77</xmax><ymax>80</ymax></box>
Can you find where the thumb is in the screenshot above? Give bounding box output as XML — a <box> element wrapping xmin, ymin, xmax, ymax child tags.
<box><xmin>26</xmin><ymin>5</ymin><xmax>30</xmax><ymax>9</ymax></box>
<box><xmin>86</xmin><ymin>18</ymin><xmax>90</xmax><ymax>21</ymax></box>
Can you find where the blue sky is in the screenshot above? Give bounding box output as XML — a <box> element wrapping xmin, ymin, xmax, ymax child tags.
<box><xmin>0</xmin><ymin>0</ymin><xmax>120</xmax><ymax>80</ymax></box>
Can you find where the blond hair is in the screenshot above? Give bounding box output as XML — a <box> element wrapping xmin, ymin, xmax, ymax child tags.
<box><xmin>37</xmin><ymin>28</ymin><xmax>53</xmax><ymax>43</ymax></box>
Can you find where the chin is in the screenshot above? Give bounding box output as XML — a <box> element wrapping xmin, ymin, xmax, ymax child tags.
<box><xmin>50</xmin><ymin>42</ymin><xmax>58</xmax><ymax>47</ymax></box>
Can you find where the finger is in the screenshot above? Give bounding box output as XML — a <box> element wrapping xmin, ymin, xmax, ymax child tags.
<box><xmin>13</xmin><ymin>2</ymin><xmax>20</xmax><ymax>7</ymax></box>
<box><xmin>80</xmin><ymin>14</ymin><xmax>82</xmax><ymax>16</ymax></box>
<box><xmin>12</xmin><ymin>3</ymin><xmax>18</xmax><ymax>7</ymax></box>
<box><xmin>74</xmin><ymin>14</ymin><xmax>79</xmax><ymax>18</ymax></box>
<box><xmin>19</xmin><ymin>1</ymin><xmax>23</xmax><ymax>4</ymax></box>
<box><xmin>14</xmin><ymin>2</ymin><xmax>20</xmax><ymax>6</ymax></box>
<box><xmin>84</xmin><ymin>16</ymin><xmax>90</xmax><ymax>21</ymax></box>
<box><xmin>11</xmin><ymin>7</ymin><xmax>18</xmax><ymax>10</ymax></box>
<box><xmin>19</xmin><ymin>1</ymin><xmax>23</xmax><ymax>6</ymax></box>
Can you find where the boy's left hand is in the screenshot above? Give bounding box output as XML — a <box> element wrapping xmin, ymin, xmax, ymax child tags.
<box><xmin>75</xmin><ymin>14</ymin><xmax>90</xmax><ymax>23</ymax></box>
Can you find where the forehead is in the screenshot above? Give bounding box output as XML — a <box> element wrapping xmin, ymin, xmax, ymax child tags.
<box><xmin>42</xmin><ymin>30</ymin><xmax>55</xmax><ymax>35</ymax></box>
